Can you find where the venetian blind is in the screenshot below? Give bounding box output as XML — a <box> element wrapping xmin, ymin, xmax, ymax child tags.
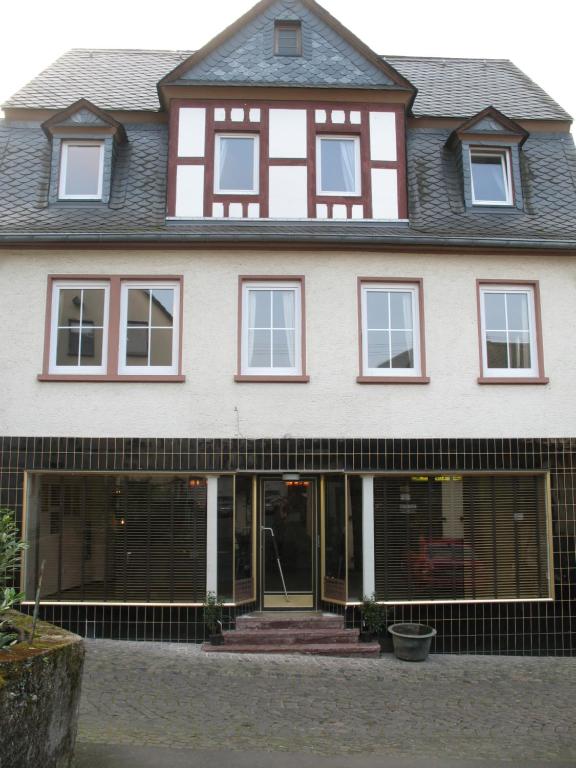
<box><xmin>30</xmin><ymin>475</ymin><xmax>207</xmax><ymax>603</ymax></box>
<box><xmin>374</xmin><ymin>474</ymin><xmax>549</xmax><ymax>602</ymax></box>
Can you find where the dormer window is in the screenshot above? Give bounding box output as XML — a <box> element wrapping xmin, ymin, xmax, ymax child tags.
<box><xmin>58</xmin><ymin>140</ymin><xmax>104</xmax><ymax>200</ymax></box>
<box><xmin>470</xmin><ymin>148</ymin><xmax>513</xmax><ymax>206</ymax></box>
<box><xmin>274</xmin><ymin>21</ymin><xmax>302</xmax><ymax>56</ymax></box>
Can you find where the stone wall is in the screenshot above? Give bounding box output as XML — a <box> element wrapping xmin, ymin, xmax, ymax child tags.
<box><xmin>0</xmin><ymin>611</ymin><xmax>84</xmax><ymax>768</ymax></box>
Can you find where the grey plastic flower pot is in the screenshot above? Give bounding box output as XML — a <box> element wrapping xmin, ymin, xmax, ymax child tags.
<box><xmin>388</xmin><ymin>623</ymin><xmax>437</xmax><ymax>661</ymax></box>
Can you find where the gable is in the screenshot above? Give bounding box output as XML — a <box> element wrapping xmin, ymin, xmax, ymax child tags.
<box><xmin>41</xmin><ymin>99</ymin><xmax>127</xmax><ymax>142</ymax></box>
<box><xmin>162</xmin><ymin>0</ymin><xmax>408</xmax><ymax>90</ymax></box>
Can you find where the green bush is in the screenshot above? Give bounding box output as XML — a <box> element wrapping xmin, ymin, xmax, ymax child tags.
<box><xmin>0</xmin><ymin>509</ymin><xmax>28</xmax><ymax>648</ymax></box>
<box><xmin>202</xmin><ymin>591</ymin><xmax>223</xmax><ymax>635</ymax></box>
<box><xmin>360</xmin><ymin>593</ymin><xmax>389</xmax><ymax>636</ymax></box>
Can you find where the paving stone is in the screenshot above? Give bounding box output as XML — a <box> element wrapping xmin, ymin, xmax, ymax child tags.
<box><xmin>78</xmin><ymin>639</ymin><xmax>576</xmax><ymax>763</ymax></box>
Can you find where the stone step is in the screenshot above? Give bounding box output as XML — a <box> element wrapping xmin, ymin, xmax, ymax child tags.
<box><xmin>202</xmin><ymin>642</ymin><xmax>381</xmax><ymax>657</ymax></box>
<box><xmin>223</xmin><ymin>628</ymin><xmax>359</xmax><ymax>645</ymax></box>
<box><xmin>236</xmin><ymin>614</ymin><xmax>344</xmax><ymax>631</ymax></box>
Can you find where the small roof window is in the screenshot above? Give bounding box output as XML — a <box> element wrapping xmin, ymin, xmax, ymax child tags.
<box><xmin>470</xmin><ymin>148</ymin><xmax>513</xmax><ymax>206</ymax></box>
<box><xmin>59</xmin><ymin>141</ymin><xmax>104</xmax><ymax>200</ymax></box>
<box><xmin>274</xmin><ymin>21</ymin><xmax>302</xmax><ymax>56</ymax></box>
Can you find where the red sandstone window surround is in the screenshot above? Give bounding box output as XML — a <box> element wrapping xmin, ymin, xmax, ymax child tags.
<box><xmin>38</xmin><ymin>275</ymin><xmax>185</xmax><ymax>382</ymax></box>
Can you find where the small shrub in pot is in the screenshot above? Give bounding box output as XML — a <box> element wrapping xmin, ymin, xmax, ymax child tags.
<box><xmin>203</xmin><ymin>592</ymin><xmax>224</xmax><ymax>645</ymax></box>
<box><xmin>359</xmin><ymin>594</ymin><xmax>388</xmax><ymax>642</ymax></box>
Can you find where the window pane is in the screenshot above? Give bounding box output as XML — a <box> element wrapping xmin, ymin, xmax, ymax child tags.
<box><xmin>248</xmin><ymin>329</ymin><xmax>271</xmax><ymax>368</ymax></box>
<box><xmin>272</xmin><ymin>329</ymin><xmax>295</xmax><ymax>368</ymax></box>
<box><xmin>508</xmin><ymin>331</ymin><xmax>531</xmax><ymax>369</ymax></box>
<box><xmin>57</xmin><ymin>288</ymin><xmax>104</xmax><ymax>327</ymax></box>
<box><xmin>150</xmin><ymin>329</ymin><xmax>173</xmax><ymax>366</ymax></box>
<box><xmin>151</xmin><ymin>289</ymin><xmax>174</xmax><ymax>327</ymax></box>
<box><xmin>367</xmin><ymin>330</ymin><xmax>390</xmax><ymax>368</ymax></box>
<box><xmin>320</xmin><ymin>139</ymin><xmax>356</xmax><ymax>193</ymax></box>
<box><xmin>347</xmin><ymin>477</ymin><xmax>363</xmax><ymax>601</ymax></box>
<box><xmin>272</xmin><ymin>290</ymin><xmax>295</xmax><ymax>328</ymax></box>
<box><xmin>27</xmin><ymin>474</ymin><xmax>208</xmax><ymax>603</ymax></box>
<box><xmin>217</xmin><ymin>477</ymin><xmax>234</xmax><ymax>602</ymax></box>
<box><xmin>366</xmin><ymin>291</ymin><xmax>389</xmax><ymax>329</ymax></box>
<box><xmin>484</xmin><ymin>293</ymin><xmax>506</xmax><ymax>330</ymax></box>
<box><xmin>374</xmin><ymin>475</ymin><xmax>550</xmax><ymax>602</ymax></box>
<box><xmin>219</xmin><ymin>137</ymin><xmax>255</xmax><ymax>191</ymax></box>
<box><xmin>56</xmin><ymin>328</ymin><xmax>79</xmax><ymax>366</ymax></box>
<box><xmin>64</xmin><ymin>145</ymin><xmax>101</xmax><ymax>196</ymax></box>
<box><xmin>128</xmin><ymin>289</ymin><xmax>150</xmax><ymax>325</ymax></box>
<box><xmin>471</xmin><ymin>155</ymin><xmax>507</xmax><ymax>202</ymax></box>
<box><xmin>486</xmin><ymin>331</ymin><xmax>508</xmax><ymax>368</ymax></box>
<box><xmin>249</xmin><ymin>290</ymin><xmax>271</xmax><ymax>328</ymax></box>
<box><xmin>390</xmin><ymin>292</ymin><xmax>413</xmax><ymax>330</ymax></box>
<box><xmin>390</xmin><ymin>331</ymin><xmax>414</xmax><ymax>368</ymax></box>
<box><xmin>79</xmin><ymin>328</ymin><xmax>103</xmax><ymax>366</ymax></box>
<box><xmin>57</xmin><ymin>289</ymin><xmax>82</xmax><ymax>325</ymax></box>
<box><xmin>81</xmin><ymin>290</ymin><xmax>105</xmax><ymax>327</ymax></box>
<box><xmin>126</xmin><ymin>328</ymin><xmax>149</xmax><ymax>364</ymax></box>
<box><xmin>506</xmin><ymin>293</ymin><xmax>530</xmax><ymax>331</ymax></box>
<box><xmin>235</xmin><ymin>476</ymin><xmax>254</xmax><ymax>589</ymax></box>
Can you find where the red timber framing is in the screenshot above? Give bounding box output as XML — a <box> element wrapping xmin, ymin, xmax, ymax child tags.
<box><xmin>167</xmin><ymin>99</ymin><xmax>407</xmax><ymax>220</ymax></box>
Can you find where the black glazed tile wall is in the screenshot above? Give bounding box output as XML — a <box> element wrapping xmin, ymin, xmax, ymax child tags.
<box><xmin>1</xmin><ymin>436</ymin><xmax>574</xmax><ymax>654</ymax></box>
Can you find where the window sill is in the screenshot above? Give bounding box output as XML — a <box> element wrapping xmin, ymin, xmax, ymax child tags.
<box><xmin>37</xmin><ymin>374</ymin><xmax>186</xmax><ymax>383</ymax></box>
<box><xmin>234</xmin><ymin>375</ymin><xmax>310</xmax><ymax>383</ymax></box>
<box><xmin>477</xmin><ymin>376</ymin><xmax>549</xmax><ymax>385</ymax></box>
<box><xmin>356</xmin><ymin>376</ymin><xmax>430</xmax><ymax>384</ymax></box>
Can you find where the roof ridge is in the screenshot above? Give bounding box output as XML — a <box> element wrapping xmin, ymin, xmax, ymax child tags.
<box><xmin>66</xmin><ymin>48</ymin><xmax>195</xmax><ymax>55</ymax></box>
<box><xmin>383</xmin><ymin>54</ymin><xmax>512</xmax><ymax>63</ymax></box>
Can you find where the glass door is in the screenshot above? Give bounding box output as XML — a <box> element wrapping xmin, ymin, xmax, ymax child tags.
<box><xmin>261</xmin><ymin>478</ymin><xmax>316</xmax><ymax>609</ymax></box>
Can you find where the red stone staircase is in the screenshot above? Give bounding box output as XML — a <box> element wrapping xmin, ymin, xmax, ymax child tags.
<box><xmin>202</xmin><ymin>612</ymin><xmax>380</xmax><ymax>657</ymax></box>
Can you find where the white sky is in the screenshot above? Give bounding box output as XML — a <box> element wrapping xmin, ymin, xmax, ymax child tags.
<box><xmin>0</xmin><ymin>0</ymin><xmax>574</xmax><ymax>127</ymax></box>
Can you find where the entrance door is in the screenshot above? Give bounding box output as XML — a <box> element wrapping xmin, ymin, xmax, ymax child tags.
<box><xmin>260</xmin><ymin>478</ymin><xmax>316</xmax><ymax>609</ymax></box>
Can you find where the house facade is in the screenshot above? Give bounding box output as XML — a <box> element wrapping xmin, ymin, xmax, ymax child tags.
<box><xmin>1</xmin><ymin>0</ymin><xmax>575</xmax><ymax>653</ymax></box>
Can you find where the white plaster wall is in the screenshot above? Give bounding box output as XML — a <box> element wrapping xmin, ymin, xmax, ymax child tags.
<box><xmin>268</xmin><ymin>109</ymin><xmax>307</xmax><ymax>158</ymax></box>
<box><xmin>1</xmin><ymin>248</ymin><xmax>575</xmax><ymax>438</ymax></box>
<box><xmin>269</xmin><ymin>166</ymin><xmax>308</xmax><ymax>218</ymax></box>
<box><xmin>177</xmin><ymin>108</ymin><xmax>206</xmax><ymax>157</ymax></box>
<box><xmin>175</xmin><ymin>165</ymin><xmax>204</xmax><ymax>217</ymax></box>
<box><xmin>369</xmin><ymin>112</ymin><xmax>396</xmax><ymax>162</ymax></box>
<box><xmin>371</xmin><ymin>168</ymin><xmax>398</xmax><ymax>219</ymax></box>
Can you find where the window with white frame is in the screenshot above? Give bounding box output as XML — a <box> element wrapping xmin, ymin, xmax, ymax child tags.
<box><xmin>215</xmin><ymin>135</ymin><xmax>259</xmax><ymax>194</ymax></box>
<box><xmin>317</xmin><ymin>136</ymin><xmax>361</xmax><ymax>196</ymax></box>
<box><xmin>470</xmin><ymin>148</ymin><xmax>513</xmax><ymax>206</ymax></box>
<box><xmin>479</xmin><ymin>285</ymin><xmax>538</xmax><ymax>377</ymax></box>
<box><xmin>58</xmin><ymin>141</ymin><xmax>104</xmax><ymax>200</ymax></box>
<box><xmin>119</xmin><ymin>282</ymin><xmax>180</xmax><ymax>375</ymax></box>
<box><xmin>49</xmin><ymin>281</ymin><xmax>110</xmax><ymax>374</ymax></box>
<box><xmin>361</xmin><ymin>283</ymin><xmax>421</xmax><ymax>376</ymax></box>
<box><xmin>241</xmin><ymin>282</ymin><xmax>302</xmax><ymax>376</ymax></box>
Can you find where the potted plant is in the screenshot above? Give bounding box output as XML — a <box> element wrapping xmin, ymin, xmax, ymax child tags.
<box><xmin>388</xmin><ymin>622</ymin><xmax>437</xmax><ymax>661</ymax></box>
<box><xmin>0</xmin><ymin>508</ymin><xmax>28</xmax><ymax>650</ymax></box>
<box><xmin>359</xmin><ymin>594</ymin><xmax>388</xmax><ymax>643</ymax></box>
<box><xmin>203</xmin><ymin>591</ymin><xmax>224</xmax><ymax>645</ymax></box>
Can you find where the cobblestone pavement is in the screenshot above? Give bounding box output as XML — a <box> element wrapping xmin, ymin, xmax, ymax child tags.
<box><xmin>78</xmin><ymin>640</ymin><xmax>576</xmax><ymax>764</ymax></box>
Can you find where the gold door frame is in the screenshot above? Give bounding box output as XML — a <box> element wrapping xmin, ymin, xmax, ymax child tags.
<box><xmin>258</xmin><ymin>476</ymin><xmax>318</xmax><ymax>610</ymax></box>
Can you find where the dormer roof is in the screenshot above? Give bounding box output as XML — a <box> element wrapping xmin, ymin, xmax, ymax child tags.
<box><xmin>41</xmin><ymin>98</ymin><xmax>127</xmax><ymax>143</ymax></box>
<box><xmin>447</xmin><ymin>106</ymin><xmax>529</xmax><ymax>148</ymax></box>
<box><xmin>158</xmin><ymin>0</ymin><xmax>415</xmax><ymax>99</ymax></box>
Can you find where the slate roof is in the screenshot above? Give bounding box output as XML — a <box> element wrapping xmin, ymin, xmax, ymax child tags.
<box><xmin>3</xmin><ymin>49</ymin><xmax>571</xmax><ymax>121</ymax></box>
<box><xmin>166</xmin><ymin>0</ymin><xmax>399</xmax><ymax>90</ymax></box>
<box><xmin>1</xmin><ymin>119</ymin><xmax>575</xmax><ymax>248</ymax></box>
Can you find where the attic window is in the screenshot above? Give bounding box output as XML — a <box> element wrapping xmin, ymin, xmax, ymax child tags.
<box><xmin>274</xmin><ymin>21</ymin><xmax>302</xmax><ymax>56</ymax></box>
<box><xmin>58</xmin><ymin>140</ymin><xmax>104</xmax><ymax>200</ymax></box>
<box><xmin>470</xmin><ymin>148</ymin><xmax>513</xmax><ymax>206</ymax></box>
